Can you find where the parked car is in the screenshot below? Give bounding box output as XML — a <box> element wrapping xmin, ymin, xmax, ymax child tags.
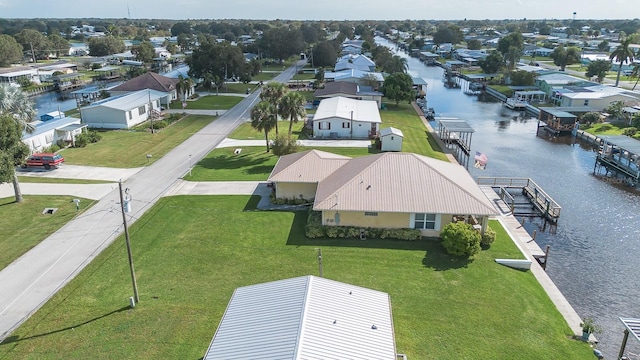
<box><xmin>23</xmin><ymin>153</ymin><xmax>64</xmax><ymax>170</ymax></box>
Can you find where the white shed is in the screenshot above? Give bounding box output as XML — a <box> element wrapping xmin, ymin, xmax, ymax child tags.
<box><xmin>380</xmin><ymin>127</ymin><xmax>404</xmax><ymax>152</ymax></box>
<box><xmin>80</xmin><ymin>89</ymin><xmax>164</xmax><ymax>129</ymax></box>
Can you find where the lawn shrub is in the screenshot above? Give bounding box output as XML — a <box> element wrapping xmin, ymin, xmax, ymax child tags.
<box><xmin>623</xmin><ymin>127</ymin><xmax>637</xmax><ymax>136</ymax></box>
<box><xmin>481</xmin><ymin>227</ymin><xmax>496</xmax><ymax>247</ymax></box>
<box><xmin>43</xmin><ymin>144</ymin><xmax>60</xmax><ymax>153</ymax></box>
<box><xmin>151</xmin><ymin>120</ymin><xmax>168</xmax><ymax>130</ymax></box>
<box><xmin>440</xmin><ymin>221</ymin><xmax>481</xmax><ymax>257</ymax></box>
<box><xmin>271</xmin><ymin>134</ymin><xmax>299</xmax><ymax>156</ymax></box>
<box><xmin>304</xmin><ymin>210</ymin><xmax>421</xmax><ymax>240</ymax></box>
<box><xmin>87</xmin><ymin>131</ymin><xmax>102</xmax><ymax>143</ymax></box>
<box><xmin>73</xmin><ymin>131</ymin><xmax>102</xmax><ymax>148</ymax></box>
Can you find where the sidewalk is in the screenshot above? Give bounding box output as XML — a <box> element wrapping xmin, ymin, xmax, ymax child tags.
<box><xmin>0</xmin><ymin>182</ymin><xmax>117</xmax><ymax>200</ymax></box>
<box><xmin>17</xmin><ymin>165</ymin><xmax>142</xmax><ymax>182</ymax></box>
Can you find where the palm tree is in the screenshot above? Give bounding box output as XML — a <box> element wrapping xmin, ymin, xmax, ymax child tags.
<box><xmin>0</xmin><ymin>84</ymin><xmax>36</xmax><ymax>203</ymax></box>
<box><xmin>279</xmin><ymin>91</ymin><xmax>307</xmax><ymax>135</ymax></box>
<box><xmin>609</xmin><ymin>38</ymin><xmax>635</xmax><ymax>87</ymax></box>
<box><xmin>250</xmin><ymin>101</ymin><xmax>276</xmax><ymax>152</ymax></box>
<box><xmin>630</xmin><ymin>63</ymin><xmax>640</xmax><ymax>91</ymax></box>
<box><xmin>259</xmin><ymin>82</ymin><xmax>287</xmax><ymax>135</ymax></box>
<box><xmin>176</xmin><ymin>75</ymin><xmax>194</xmax><ymax>102</ymax></box>
<box><xmin>383</xmin><ymin>55</ymin><xmax>408</xmax><ymax>74</ymax></box>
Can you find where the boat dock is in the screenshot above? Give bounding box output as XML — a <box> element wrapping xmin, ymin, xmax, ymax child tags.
<box><xmin>477</xmin><ymin>177</ymin><xmax>561</xmax><ymax>223</ymax></box>
<box><xmin>593</xmin><ymin>135</ymin><xmax>640</xmax><ymax>187</ymax></box>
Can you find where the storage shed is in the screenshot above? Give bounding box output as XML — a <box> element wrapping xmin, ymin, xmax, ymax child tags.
<box><xmin>380</xmin><ymin>127</ymin><xmax>404</xmax><ymax>152</ymax></box>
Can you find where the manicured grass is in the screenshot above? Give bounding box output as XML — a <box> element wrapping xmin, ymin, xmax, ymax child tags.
<box><xmin>61</xmin><ymin>115</ymin><xmax>214</xmax><ymax>168</ymax></box>
<box><xmin>252</xmin><ymin>72</ymin><xmax>278</xmax><ymax>81</ymax></box>
<box><xmin>489</xmin><ymin>85</ymin><xmax>514</xmax><ymax>97</ymax></box>
<box><xmin>0</xmin><ymin>197</ymin><xmax>592</xmax><ymax>359</ymax></box>
<box><xmin>17</xmin><ymin>177</ymin><xmax>113</xmax><ymax>184</ymax></box>
<box><xmin>172</xmin><ymin>95</ymin><xmax>243</xmax><ymax>110</ymax></box>
<box><xmin>0</xmin><ymin>196</ymin><xmax>96</xmax><ymax>269</ymax></box>
<box><xmin>229</xmin><ymin>121</ymin><xmax>308</xmax><ymax>140</ymax></box>
<box><xmin>186</xmin><ymin>146</ymin><xmax>278</xmax><ymax>181</ymax></box>
<box><xmin>380</xmin><ymin>102</ymin><xmax>449</xmax><ymax>161</ymax></box>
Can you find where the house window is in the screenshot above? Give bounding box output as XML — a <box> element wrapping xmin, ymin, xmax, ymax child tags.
<box><xmin>342</xmin><ymin>121</ymin><xmax>350</xmax><ymax>128</ymax></box>
<box><xmin>138</xmin><ymin>105</ymin><xmax>146</xmax><ymax>116</ymax></box>
<box><xmin>414</xmin><ymin>213</ymin><xmax>437</xmax><ymax>230</ymax></box>
<box><xmin>364</xmin><ymin>212</ymin><xmax>378</xmax><ymax>216</ymax></box>
<box><xmin>583</xmin><ymin>100</ymin><xmax>589</xmax><ymax>106</ymax></box>
<box><xmin>128</xmin><ymin>110</ymin><xmax>132</xmax><ymax>120</ymax></box>
<box><xmin>319</xmin><ymin>121</ymin><xmax>331</xmax><ymax>130</ymax></box>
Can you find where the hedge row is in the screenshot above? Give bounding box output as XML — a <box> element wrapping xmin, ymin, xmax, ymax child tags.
<box><xmin>305</xmin><ymin>210</ymin><xmax>421</xmax><ymax>241</ymax></box>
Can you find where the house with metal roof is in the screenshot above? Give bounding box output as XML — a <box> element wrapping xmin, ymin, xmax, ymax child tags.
<box><xmin>314</xmin><ymin>81</ymin><xmax>383</xmax><ymax>108</ymax></box>
<box><xmin>324</xmin><ymin>69</ymin><xmax>384</xmax><ymax>88</ymax></box>
<box><xmin>312</xmin><ymin>96</ymin><xmax>381</xmax><ymax>139</ymax></box>
<box><xmin>203</xmin><ymin>275</ymin><xmax>397</xmax><ymax>360</ymax></box>
<box><xmin>269</xmin><ymin>151</ymin><xmax>497</xmax><ymax>236</ymax></box>
<box><xmin>268</xmin><ymin>150</ymin><xmax>351</xmax><ymax>200</ymax></box>
<box><xmin>80</xmin><ymin>89</ymin><xmax>164</xmax><ymax>129</ymax></box>
<box><xmin>22</xmin><ymin>116</ymin><xmax>87</xmax><ymax>152</ymax></box>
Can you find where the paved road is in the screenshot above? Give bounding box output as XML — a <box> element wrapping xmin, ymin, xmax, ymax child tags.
<box><xmin>0</xmin><ymin>61</ymin><xmax>305</xmax><ymax>341</ymax></box>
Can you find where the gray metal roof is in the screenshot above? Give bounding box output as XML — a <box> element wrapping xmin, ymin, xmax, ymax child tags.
<box><xmin>540</xmin><ymin>108</ymin><xmax>577</xmax><ymax>119</ymax></box>
<box><xmin>380</xmin><ymin>127</ymin><xmax>404</xmax><ymax>137</ymax></box>
<box><xmin>83</xmin><ymin>89</ymin><xmax>165</xmax><ymax>111</ymax></box>
<box><xmin>203</xmin><ymin>276</ymin><xmax>396</xmax><ymax>360</ymax></box>
<box><xmin>268</xmin><ymin>150</ymin><xmax>351</xmax><ymax>183</ymax></box>
<box><xmin>600</xmin><ymin>135</ymin><xmax>640</xmax><ymax>155</ymax></box>
<box><xmin>438</xmin><ymin>119</ymin><xmax>475</xmax><ymax>133</ymax></box>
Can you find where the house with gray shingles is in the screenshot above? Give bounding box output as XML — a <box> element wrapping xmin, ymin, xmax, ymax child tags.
<box><xmin>314</xmin><ymin>81</ymin><xmax>383</xmax><ymax>108</ymax></box>
<box><xmin>269</xmin><ymin>151</ymin><xmax>498</xmax><ymax>237</ymax></box>
<box><xmin>203</xmin><ymin>275</ymin><xmax>397</xmax><ymax>360</ymax></box>
<box><xmin>312</xmin><ymin>96</ymin><xmax>381</xmax><ymax>139</ymax></box>
<box><xmin>80</xmin><ymin>89</ymin><xmax>164</xmax><ymax>129</ymax></box>
<box><xmin>109</xmin><ymin>72</ymin><xmax>181</xmax><ymax>107</ymax></box>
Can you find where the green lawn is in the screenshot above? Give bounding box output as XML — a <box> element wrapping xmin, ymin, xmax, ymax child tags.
<box><xmin>252</xmin><ymin>72</ymin><xmax>278</xmax><ymax>81</ymax></box>
<box><xmin>172</xmin><ymin>95</ymin><xmax>243</xmax><ymax>110</ymax></box>
<box><xmin>0</xmin><ymin>197</ymin><xmax>592</xmax><ymax>359</ymax></box>
<box><xmin>186</xmin><ymin>146</ymin><xmax>278</xmax><ymax>181</ymax></box>
<box><xmin>582</xmin><ymin>122</ymin><xmax>640</xmax><ymax>138</ymax></box>
<box><xmin>61</xmin><ymin>115</ymin><xmax>214</xmax><ymax>168</ymax></box>
<box><xmin>229</xmin><ymin>121</ymin><xmax>308</xmax><ymax>141</ymax></box>
<box><xmin>0</xmin><ymin>196</ymin><xmax>96</xmax><ymax>269</ymax></box>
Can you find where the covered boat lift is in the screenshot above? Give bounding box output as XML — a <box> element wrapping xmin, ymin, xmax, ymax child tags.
<box><xmin>436</xmin><ymin>119</ymin><xmax>474</xmax><ymax>167</ymax></box>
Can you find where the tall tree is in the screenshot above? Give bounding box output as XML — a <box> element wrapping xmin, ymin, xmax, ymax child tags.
<box><xmin>259</xmin><ymin>26</ymin><xmax>305</xmax><ymax>62</ymax></box>
<box><xmin>497</xmin><ymin>32</ymin><xmax>524</xmax><ymax>69</ymax></box>
<box><xmin>0</xmin><ymin>34</ymin><xmax>23</xmax><ymax>66</ymax></box>
<box><xmin>550</xmin><ymin>45</ymin><xmax>581</xmax><ymax>71</ymax></box>
<box><xmin>478</xmin><ymin>52</ymin><xmax>504</xmax><ymax>74</ymax></box>
<box><xmin>0</xmin><ymin>84</ymin><xmax>36</xmax><ymax>203</ymax></box>
<box><xmin>311</xmin><ymin>41</ymin><xmax>338</xmax><ymax>68</ymax></box>
<box><xmin>88</xmin><ymin>36</ymin><xmax>125</xmax><ymax>56</ymax></box>
<box><xmin>380</xmin><ymin>72</ymin><xmax>414</xmax><ymax>106</ymax></box>
<box><xmin>630</xmin><ymin>63</ymin><xmax>640</xmax><ymax>90</ymax></box>
<box><xmin>279</xmin><ymin>91</ymin><xmax>307</xmax><ymax>135</ymax></box>
<box><xmin>260</xmin><ymin>82</ymin><xmax>287</xmax><ymax>135</ymax></box>
<box><xmin>250</xmin><ymin>101</ymin><xmax>276</xmax><ymax>152</ymax></box>
<box><xmin>176</xmin><ymin>75</ymin><xmax>194</xmax><ymax>102</ymax></box>
<box><xmin>585</xmin><ymin>60</ymin><xmax>612</xmax><ymax>83</ymax></box>
<box><xmin>383</xmin><ymin>55</ymin><xmax>408</xmax><ymax>74</ymax></box>
<box><xmin>48</xmin><ymin>34</ymin><xmax>70</xmax><ymax>58</ymax></box>
<box><xmin>609</xmin><ymin>38</ymin><xmax>635</xmax><ymax>87</ymax></box>
<box><xmin>131</xmin><ymin>41</ymin><xmax>156</xmax><ymax>64</ymax></box>
<box><xmin>15</xmin><ymin>29</ymin><xmax>50</xmax><ymax>61</ymax></box>
<box><xmin>187</xmin><ymin>41</ymin><xmax>245</xmax><ymax>87</ymax></box>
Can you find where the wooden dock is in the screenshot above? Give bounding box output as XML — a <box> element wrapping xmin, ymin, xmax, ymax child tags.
<box><xmin>477</xmin><ymin>177</ymin><xmax>561</xmax><ymax>223</ymax></box>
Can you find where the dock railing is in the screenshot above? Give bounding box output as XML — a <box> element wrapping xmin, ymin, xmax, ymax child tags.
<box><xmin>477</xmin><ymin>177</ymin><xmax>561</xmax><ymax>221</ymax></box>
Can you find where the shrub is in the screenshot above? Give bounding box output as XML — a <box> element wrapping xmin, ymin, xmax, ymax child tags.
<box><xmin>440</xmin><ymin>222</ymin><xmax>481</xmax><ymax>257</ymax></box>
<box><xmin>74</xmin><ymin>133</ymin><xmax>89</xmax><ymax>148</ymax></box>
<box><xmin>87</xmin><ymin>131</ymin><xmax>102</xmax><ymax>143</ymax></box>
<box><xmin>303</xmin><ymin>210</ymin><xmax>421</xmax><ymax>241</ymax></box>
<box><xmin>271</xmin><ymin>134</ymin><xmax>299</xmax><ymax>156</ymax></box>
<box><xmin>43</xmin><ymin>144</ymin><xmax>60</xmax><ymax>153</ymax></box>
<box><xmin>481</xmin><ymin>227</ymin><xmax>496</xmax><ymax>247</ymax></box>
<box><xmin>623</xmin><ymin>127</ymin><xmax>637</xmax><ymax>136</ymax></box>
<box><xmin>581</xmin><ymin>112</ymin><xmax>602</xmax><ymax>125</ymax></box>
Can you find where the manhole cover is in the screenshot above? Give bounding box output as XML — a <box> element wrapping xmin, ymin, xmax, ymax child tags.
<box><xmin>42</xmin><ymin>208</ymin><xmax>58</xmax><ymax>215</ymax></box>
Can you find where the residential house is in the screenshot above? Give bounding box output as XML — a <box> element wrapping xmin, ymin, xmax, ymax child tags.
<box><xmin>80</xmin><ymin>89</ymin><xmax>164</xmax><ymax>129</ymax></box>
<box><xmin>203</xmin><ymin>275</ymin><xmax>397</xmax><ymax>360</ymax></box>
<box><xmin>559</xmin><ymin>86</ymin><xmax>637</xmax><ymax>110</ymax></box>
<box><xmin>312</xmin><ymin>96</ymin><xmax>381</xmax><ymax>139</ymax></box>
<box><xmin>270</xmin><ymin>151</ymin><xmax>498</xmax><ymax>236</ymax></box>
<box><xmin>380</xmin><ymin>127</ymin><xmax>404</xmax><ymax>152</ymax></box>
<box><xmin>323</xmin><ymin>69</ymin><xmax>384</xmax><ymax>88</ymax></box>
<box><xmin>314</xmin><ymin>81</ymin><xmax>383</xmax><ymax>108</ymax></box>
<box><xmin>0</xmin><ymin>68</ymin><xmax>40</xmax><ymax>85</ymax></box>
<box><xmin>268</xmin><ymin>150</ymin><xmax>351</xmax><ymax>200</ymax></box>
<box><xmin>22</xmin><ymin>116</ymin><xmax>87</xmax><ymax>151</ymax></box>
<box><xmin>536</xmin><ymin>73</ymin><xmax>597</xmax><ymax>99</ymax></box>
<box><xmin>109</xmin><ymin>72</ymin><xmax>180</xmax><ymax>106</ymax></box>
<box><xmin>334</xmin><ymin>54</ymin><xmax>376</xmax><ymax>72</ymax></box>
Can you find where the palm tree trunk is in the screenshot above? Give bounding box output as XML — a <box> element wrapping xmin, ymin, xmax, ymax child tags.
<box><xmin>264</xmin><ymin>129</ymin><xmax>270</xmax><ymax>152</ymax></box>
<box><xmin>288</xmin><ymin>117</ymin><xmax>294</xmax><ymax>135</ymax></box>
<box><xmin>615</xmin><ymin>67</ymin><xmax>622</xmax><ymax>87</ymax></box>
<box><xmin>274</xmin><ymin>110</ymin><xmax>279</xmax><ymax>135</ymax></box>
<box><xmin>12</xmin><ymin>172</ymin><xmax>23</xmax><ymax>203</ymax></box>
<box><xmin>633</xmin><ymin>77</ymin><xmax>639</xmax><ymax>91</ymax></box>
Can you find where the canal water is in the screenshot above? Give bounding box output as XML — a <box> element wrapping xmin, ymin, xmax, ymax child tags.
<box><xmin>377</xmin><ymin>37</ymin><xmax>640</xmax><ymax>358</ymax></box>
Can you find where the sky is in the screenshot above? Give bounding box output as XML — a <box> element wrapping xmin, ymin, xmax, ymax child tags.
<box><xmin>0</xmin><ymin>0</ymin><xmax>637</xmax><ymax>20</ymax></box>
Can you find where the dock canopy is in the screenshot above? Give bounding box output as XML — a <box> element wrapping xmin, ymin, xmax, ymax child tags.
<box><xmin>617</xmin><ymin>318</ymin><xmax>640</xmax><ymax>359</ymax></box>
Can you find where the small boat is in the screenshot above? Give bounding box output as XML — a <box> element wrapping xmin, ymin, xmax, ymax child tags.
<box><xmin>424</xmin><ymin>107</ymin><xmax>435</xmax><ymax>120</ymax></box>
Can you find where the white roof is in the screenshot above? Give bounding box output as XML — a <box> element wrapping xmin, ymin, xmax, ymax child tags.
<box><xmin>313</xmin><ymin>96</ymin><xmax>381</xmax><ymax>123</ymax></box>
<box><xmin>0</xmin><ymin>69</ymin><xmax>37</xmax><ymax>78</ymax></box>
<box><xmin>380</xmin><ymin>127</ymin><xmax>404</xmax><ymax>137</ymax></box>
<box><xmin>268</xmin><ymin>150</ymin><xmax>351</xmax><ymax>183</ymax></box>
<box><xmin>84</xmin><ymin>89</ymin><xmax>165</xmax><ymax>111</ymax></box>
<box><xmin>203</xmin><ymin>276</ymin><xmax>396</xmax><ymax>360</ymax></box>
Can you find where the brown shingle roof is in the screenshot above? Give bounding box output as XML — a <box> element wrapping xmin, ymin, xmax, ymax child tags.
<box><xmin>314</xmin><ymin>81</ymin><xmax>357</xmax><ymax>98</ymax></box>
<box><xmin>313</xmin><ymin>152</ymin><xmax>497</xmax><ymax>216</ymax></box>
<box><xmin>110</xmin><ymin>72</ymin><xmax>177</xmax><ymax>93</ymax></box>
<box><xmin>268</xmin><ymin>150</ymin><xmax>351</xmax><ymax>183</ymax></box>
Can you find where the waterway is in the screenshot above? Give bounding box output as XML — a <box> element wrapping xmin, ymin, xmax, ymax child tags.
<box><xmin>377</xmin><ymin>37</ymin><xmax>640</xmax><ymax>359</ymax></box>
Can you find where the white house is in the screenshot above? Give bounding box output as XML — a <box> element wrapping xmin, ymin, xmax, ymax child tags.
<box><xmin>203</xmin><ymin>276</ymin><xmax>397</xmax><ymax>360</ymax></box>
<box><xmin>314</xmin><ymin>81</ymin><xmax>384</xmax><ymax>108</ymax></box>
<box><xmin>380</xmin><ymin>127</ymin><xmax>404</xmax><ymax>152</ymax></box>
<box><xmin>22</xmin><ymin>116</ymin><xmax>87</xmax><ymax>152</ymax></box>
<box><xmin>324</xmin><ymin>69</ymin><xmax>384</xmax><ymax>88</ymax></box>
<box><xmin>313</xmin><ymin>96</ymin><xmax>381</xmax><ymax>139</ymax></box>
<box><xmin>80</xmin><ymin>89</ymin><xmax>164</xmax><ymax>129</ymax></box>
<box><xmin>559</xmin><ymin>85</ymin><xmax>638</xmax><ymax>110</ymax></box>
<box><xmin>109</xmin><ymin>72</ymin><xmax>180</xmax><ymax>107</ymax></box>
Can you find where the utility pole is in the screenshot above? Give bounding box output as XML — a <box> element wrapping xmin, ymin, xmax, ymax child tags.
<box><xmin>316</xmin><ymin>248</ymin><xmax>323</xmax><ymax>277</ymax></box>
<box><xmin>119</xmin><ymin>181</ymin><xmax>140</xmax><ymax>304</ymax></box>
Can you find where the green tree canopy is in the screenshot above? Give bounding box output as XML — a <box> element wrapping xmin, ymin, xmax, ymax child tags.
<box><xmin>250</xmin><ymin>101</ymin><xmax>277</xmax><ymax>152</ymax></box>
<box><xmin>382</xmin><ymin>55</ymin><xmax>408</xmax><ymax>74</ymax></box>
<box><xmin>440</xmin><ymin>222</ymin><xmax>481</xmax><ymax>258</ymax></box>
<box><xmin>433</xmin><ymin>25</ymin><xmax>464</xmax><ymax>44</ymax></box>
<box><xmin>131</xmin><ymin>41</ymin><xmax>156</xmax><ymax>64</ymax></box>
<box><xmin>311</xmin><ymin>41</ymin><xmax>338</xmax><ymax>68</ymax></box>
<box><xmin>15</xmin><ymin>29</ymin><xmax>50</xmax><ymax>61</ymax></box>
<box><xmin>610</xmin><ymin>38</ymin><xmax>635</xmax><ymax>87</ymax></box>
<box><xmin>467</xmin><ymin>39</ymin><xmax>482</xmax><ymax>50</ymax></box>
<box><xmin>550</xmin><ymin>45</ymin><xmax>581</xmax><ymax>71</ymax></box>
<box><xmin>171</xmin><ymin>22</ymin><xmax>192</xmax><ymax>37</ymax></box>
<box><xmin>381</xmin><ymin>72</ymin><xmax>414</xmax><ymax>106</ymax></box>
<box><xmin>585</xmin><ymin>60</ymin><xmax>612</xmax><ymax>83</ymax></box>
<box><xmin>497</xmin><ymin>32</ymin><xmax>524</xmax><ymax>56</ymax></box>
<box><xmin>259</xmin><ymin>26</ymin><xmax>305</xmax><ymax>62</ymax></box>
<box><xmin>279</xmin><ymin>91</ymin><xmax>307</xmax><ymax>135</ymax></box>
<box><xmin>47</xmin><ymin>34</ymin><xmax>70</xmax><ymax>58</ymax></box>
<box><xmin>88</xmin><ymin>36</ymin><xmax>125</xmax><ymax>56</ymax></box>
<box><xmin>187</xmin><ymin>41</ymin><xmax>246</xmax><ymax>85</ymax></box>
<box><xmin>0</xmin><ymin>35</ymin><xmax>23</xmax><ymax>66</ymax></box>
<box><xmin>478</xmin><ymin>52</ymin><xmax>504</xmax><ymax>74</ymax></box>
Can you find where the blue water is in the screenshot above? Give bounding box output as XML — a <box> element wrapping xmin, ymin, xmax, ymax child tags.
<box><xmin>377</xmin><ymin>37</ymin><xmax>640</xmax><ymax>359</ymax></box>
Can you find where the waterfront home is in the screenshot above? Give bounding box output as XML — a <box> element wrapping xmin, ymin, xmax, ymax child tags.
<box><xmin>558</xmin><ymin>87</ymin><xmax>637</xmax><ymax>110</ymax></box>
<box><xmin>203</xmin><ymin>276</ymin><xmax>397</xmax><ymax>360</ymax></box>
<box><xmin>22</xmin><ymin>116</ymin><xmax>86</xmax><ymax>152</ymax></box>
<box><xmin>109</xmin><ymin>72</ymin><xmax>180</xmax><ymax>107</ymax></box>
<box><xmin>313</xmin><ymin>81</ymin><xmax>383</xmax><ymax>108</ymax></box>
<box><xmin>312</xmin><ymin>96</ymin><xmax>381</xmax><ymax>139</ymax></box>
<box><xmin>536</xmin><ymin>73</ymin><xmax>597</xmax><ymax>98</ymax></box>
<box><xmin>80</xmin><ymin>89</ymin><xmax>164</xmax><ymax>129</ymax></box>
<box><xmin>334</xmin><ymin>54</ymin><xmax>376</xmax><ymax>72</ymax></box>
<box><xmin>324</xmin><ymin>69</ymin><xmax>385</xmax><ymax>88</ymax></box>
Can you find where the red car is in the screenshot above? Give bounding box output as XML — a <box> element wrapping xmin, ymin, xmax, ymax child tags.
<box><xmin>24</xmin><ymin>153</ymin><xmax>64</xmax><ymax>170</ymax></box>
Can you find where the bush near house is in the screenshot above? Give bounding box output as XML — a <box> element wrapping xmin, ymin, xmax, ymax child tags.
<box><xmin>481</xmin><ymin>227</ymin><xmax>496</xmax><ymax>247</ymax></box>
<box><xmin>305</xmin><ymin>210</ymin><xmax>421</xmax><ymax>241</ymax></box>
<box><xmin>73</xmin><ymin>130</ymin><xmax>102</xmax><ymax>148</ymax></box>
<box><xmin>440</xmin><ymin>221</ymin><xmax>481</xmax><ymax>257</ymax></box>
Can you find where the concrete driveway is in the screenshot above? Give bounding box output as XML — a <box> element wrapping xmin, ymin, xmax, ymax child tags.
<box><xmin>17</xmin><ymin>164</ymin><xmax>143</xmax><ymax>182</ymax></box>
